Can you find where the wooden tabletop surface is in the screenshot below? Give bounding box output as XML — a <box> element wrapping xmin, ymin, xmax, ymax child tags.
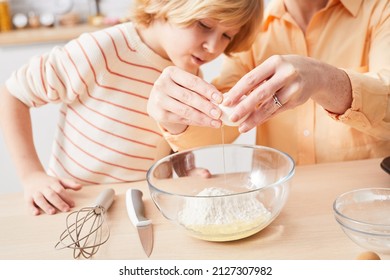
<box><xmin>0</xmin><ymin>158</ymin><xmax>389</xmax><ymax>260</ymax></box>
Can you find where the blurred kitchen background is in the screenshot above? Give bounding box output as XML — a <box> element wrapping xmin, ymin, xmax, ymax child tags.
<box><xmin>3</xmin><ymin>0</ymin><xmax>132</xmax><ymax>25</ymax></box>
<box><xmin>0</xmin><ymin>0</ymin><xmax>261</xmax><ymax>193</ymax></box>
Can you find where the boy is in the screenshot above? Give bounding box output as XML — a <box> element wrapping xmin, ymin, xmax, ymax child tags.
<box><xmin>0</xmin><ymin>0</ymin><xmax>263</xmax><ymax>215</ymax></box>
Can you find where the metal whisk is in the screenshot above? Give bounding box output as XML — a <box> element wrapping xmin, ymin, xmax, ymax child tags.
<box><xmin>55</xmin><ymin>188</ymin><xmax>115</xmax><ymax>259</ymax></box>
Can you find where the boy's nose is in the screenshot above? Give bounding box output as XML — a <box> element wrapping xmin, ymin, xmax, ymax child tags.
<box><xmin>202</xmin><ymin>36</ymin><xmax>221</xmax><ymax>54</ymax></box>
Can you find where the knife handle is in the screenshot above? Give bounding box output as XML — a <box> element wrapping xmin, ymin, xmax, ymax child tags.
<box><xmin>126</xmin><ymin>188</ymin><xmax>151</xmax><ymax>227</ymax></box>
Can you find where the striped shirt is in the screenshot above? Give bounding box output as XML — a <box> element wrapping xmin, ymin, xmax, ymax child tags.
<box><xmin>6</xmin><ymin>22</ymin><xmax>174</xmax><ymax>184</ymax></box>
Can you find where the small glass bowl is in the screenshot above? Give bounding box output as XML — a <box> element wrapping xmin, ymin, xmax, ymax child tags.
<box><xmin>333</xmin><ymin>188</ymin><xmax>390</xmax><ymax>254</ymax></box>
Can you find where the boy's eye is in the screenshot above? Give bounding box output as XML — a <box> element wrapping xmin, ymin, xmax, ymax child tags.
<box><xmin>198</xmin><ymin>20</ymin><xmax>234</xmax><ymax>41</ymax></box>
<box><xmin>198</xmin><ymin>21</ymin><xmax>211</xmax><ymax>30</ymax></box>
<box><xmin>223</xmin><ymin>33</ymin><xmax>232</xmax><ymax>41</ymax></box>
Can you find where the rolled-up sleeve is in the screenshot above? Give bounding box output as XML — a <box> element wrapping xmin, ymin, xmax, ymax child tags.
<box><xmin>331</xmin><ymin>3</ymin><xmax>390</xmax><ymax>140</ymax></box>
<box><xmin>330</xmin><ymin>70</ymin><xmax>390</xmax><ymax>140</ymax></box>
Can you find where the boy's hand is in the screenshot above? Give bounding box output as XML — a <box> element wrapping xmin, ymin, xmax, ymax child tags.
<box><xmin>172</xmin><ymin>151</ymin><xmax>212</xmax><ymax>178</ymax></box>
<box><xmin>22</xmin><ymin>172</ymin><xmax>82</xmax><ymax>215</ymax></box>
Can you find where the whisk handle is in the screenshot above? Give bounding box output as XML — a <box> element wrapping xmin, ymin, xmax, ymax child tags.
<box><xmin>95</xmin><ymin>188</ymin><xmax>115</xmax><ymax>210</ymax></box>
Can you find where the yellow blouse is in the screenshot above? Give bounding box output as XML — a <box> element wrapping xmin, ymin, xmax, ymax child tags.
<box><xmin>164</xmin><ymin>0</ymin><xmax>390</xmax><ymax>165</ymax></box>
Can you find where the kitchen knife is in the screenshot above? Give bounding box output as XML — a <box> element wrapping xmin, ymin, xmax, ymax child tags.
<box><xmin>126</xmin><ymin>188</ymin><xmax>153</xmax><ymax>257</ymax></box>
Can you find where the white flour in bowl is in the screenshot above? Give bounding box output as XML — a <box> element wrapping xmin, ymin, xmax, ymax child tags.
<box><xmin>177</xmin><ymin>187</ymin><xmax>272</xmax><ymax>241</ymax></box>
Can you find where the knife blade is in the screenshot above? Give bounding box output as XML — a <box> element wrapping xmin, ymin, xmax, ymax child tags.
<box><xmin>126</xmin><ymin>188</ymin><xmax>153</xmax><ymax>257</ymax></box>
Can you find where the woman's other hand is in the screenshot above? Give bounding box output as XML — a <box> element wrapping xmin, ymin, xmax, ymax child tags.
<box><xmin>147</xmin><ymin>66</ymin><xmax>224</xmax><ymax>134</ymax></box>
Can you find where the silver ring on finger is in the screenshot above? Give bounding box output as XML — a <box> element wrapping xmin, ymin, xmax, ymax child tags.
<box><xmin>272</xmin><ymin>94</ymin><xmax>283</xmax><ymax>108</ymax></box>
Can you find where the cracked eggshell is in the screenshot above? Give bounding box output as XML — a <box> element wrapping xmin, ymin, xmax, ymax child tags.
<box><xmin>218</xmin><ymin>103</ymin><xmax>249</xmax><ymax>126</ymax></box>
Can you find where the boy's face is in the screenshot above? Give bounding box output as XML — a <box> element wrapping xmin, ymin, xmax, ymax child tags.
<box><xmin>157</xmin><ymin>19</ymin><xmax>239</xmax><ymax>74</ymax></box>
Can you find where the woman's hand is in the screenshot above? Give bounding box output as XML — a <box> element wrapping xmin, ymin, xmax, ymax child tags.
<box><xmin>22</xmin><ymin>171</ymin><xmax>82</xmax><ymax>215</ymax></box>
<box><xmin>147</xmin><ymin>66</ymin><xmax>224</xmax><ymax>134</ymax></box>
<box><xmin>223</xmin><ymin>55</ymin><xmax>352</xmax><ymax>133</ymax></box>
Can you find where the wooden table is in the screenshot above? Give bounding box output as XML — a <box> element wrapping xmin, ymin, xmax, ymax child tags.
<box><xmin>0</xmin><ymin>158</ymin><xmax>389</xmax><ymax>260</ymax></box>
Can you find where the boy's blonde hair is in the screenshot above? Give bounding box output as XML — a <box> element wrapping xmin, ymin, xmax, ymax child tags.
<box><xmin>130</xmin><ymin>0</ymin><xmax>263</xmax><ymax>55</ymax></box>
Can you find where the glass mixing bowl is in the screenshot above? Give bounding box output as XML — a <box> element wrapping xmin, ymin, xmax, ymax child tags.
<box><xmin>146</xmin><ymin>144</ymin><xmax>295</xmax><ymax>242</ymax></box>
<box><xmin>333</xmin><ymin>188</ymin><xmax>390</xmax><ymax>254</ymax></box>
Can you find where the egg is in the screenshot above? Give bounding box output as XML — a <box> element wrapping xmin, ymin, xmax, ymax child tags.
<box><xmin>356</xmin><ymin>251</ymin><xmax>381</xmax><ymax>260</ymax></box>
<box><xmin>218</xmin><ymin>98</ymin><xmax>249</xmax><ymax>126</ymax></box>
